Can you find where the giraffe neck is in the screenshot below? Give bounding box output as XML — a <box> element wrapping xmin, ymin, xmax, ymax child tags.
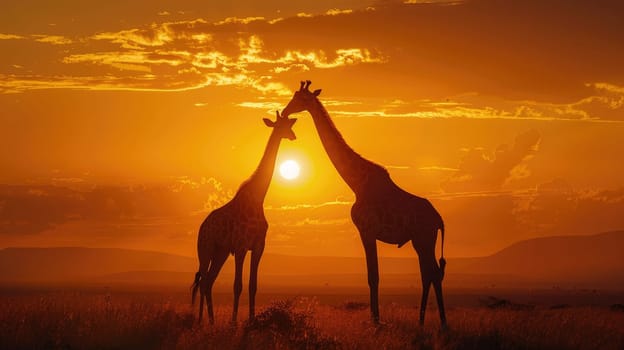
<box><xmin>307</xmin><ymin>99</ymin><xmax>387</xmax><ymax>195</ymax></box>
<box><xmin>236</xmin><ymin>130</ymin><xmax>281</xmax><ymax>204</ymax></box>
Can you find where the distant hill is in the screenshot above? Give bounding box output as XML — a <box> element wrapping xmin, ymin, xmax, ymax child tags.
<box><xmin>1</xmin><ymin>231</ymin><xmax>622</xmax><ymax>288</ymax></box>
<box><xmin>451</xmin><ymin>230</ymin><xmax>624</xmax><ymax>286</ymax></box>
<box><xmin>0</xmin><ymin>247</ymin><xmax>195</xmax><ymax>282</ymax></box>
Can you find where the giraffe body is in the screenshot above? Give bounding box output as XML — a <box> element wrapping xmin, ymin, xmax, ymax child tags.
<box><xmin>282</xmin><ymin>81</ymin><xmax>447</xmax><ymax>327</ymax></box>
<box><xmin>352</xmin><ymin>186</ymin><xmax>442</xmax><ymax>248</ymax></box>
<box><xmin>191</xmin><ymin>112</ymin><xmax>297</xmax><ymax>325</ymax></box>
<box><xmin>198</xmin><ymin>193</ymin><xmax>267</xmax><ymax>256</ymax></box>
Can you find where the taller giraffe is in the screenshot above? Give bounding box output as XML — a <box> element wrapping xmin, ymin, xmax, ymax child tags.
<box><xmin>282</xmin><ymin>81</ymin><xmax>447</xmax><ymax>327</ymax></box>
<box><xmin>191</xmin><ymin>111</ymin><xmax>297</xmax><ymax>324</ymax></box>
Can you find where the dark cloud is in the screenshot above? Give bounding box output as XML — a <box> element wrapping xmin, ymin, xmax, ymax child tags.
<box><xmin>514</xmin><ymin>180</ymin><xmax>624</xmax><ymax>237</ymax></box>
<box><xmin>0</xmin><ymin>178</ymin><xmax>230</xmax><ymax>235</ymax></box>
<box><xmin>3</xmin><ymin>0</ymin><xmax>623</xmax><ymax>101</ymax></box>
<box><xmin>261</xmin><ymin>0</ymin><xmax>624</xmax><ymax>101</ymax></box>
<box><xmin>2</xmin><ymin>179</ymin><xmax>623</xmax><ymax>257</ymax></box>
<box><xmin>441</xmin><ymin>129</ymin><xmax>541</xmax><ymax>192</ymax></box>
<box><xmin>0</xmin><ymin>185</ymin><xmax>81</xmax><ymax>235</ymax></box>
<box><xmin>513</xmin><ymin>178</ymin><xmax>575</xmax><ymax>233</ymax></box>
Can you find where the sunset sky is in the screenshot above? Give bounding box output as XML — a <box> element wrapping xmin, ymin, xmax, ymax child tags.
<box><xmin>1</xmin><ymin>0</ymin><xmax>623</xmax><ymax>259</ymax></box>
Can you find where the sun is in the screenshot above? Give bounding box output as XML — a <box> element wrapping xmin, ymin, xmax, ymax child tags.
<box><xmin>279</xmin><ymin>159</ymin><xmax>300</xmax><ymax>180</ymax></box>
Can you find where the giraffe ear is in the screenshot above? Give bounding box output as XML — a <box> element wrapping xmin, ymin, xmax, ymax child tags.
<box><xmin>263</xmin><ymin>118</ymin><xmax>275</xmax><ymax>127</ymax></box>
<box><xmin>313</xmin><ymin>89</ymin><xmax>322</xmax><ymax>96</ymax></box>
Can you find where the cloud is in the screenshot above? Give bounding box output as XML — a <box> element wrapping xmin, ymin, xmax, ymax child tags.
<box><xmin>242</xmin><ymin>93</ymin><xmax>580</xmax><ymax>122</ymax></box>
<box><xmin>428</xmin><ymin>182</ymin><xmax>624</xmax><ymax>254</ymax></box>
<box><xmin>325</xmin><ymin>9</ymin><xmax>353</xmax><ymax>16</ymax></box>
<box><xmin>32</xmin><ymin>35</ymin><xmax>73</xmax><ymax>45</ymax></box>
<box><xmin>384</xmin><ymin>165</ymin><xmax>411</xmax><ymax>170</ymax></box>
<box><xmin>0</xmin><ymin>185</ymin><xmax>82</xmax><ymax>235</ymax></box>
<box><xmin>592</xmin><ymin>82</ymin><xmax>624</xmax><ymax>95</ymax></box>
<box><xmin>571</xmin><ymin>83</ymin><xmax>624</xmax><ymax>121</ymax></box>
<box><xmin>326</xmin><ymin>88</ymin><xmax>624</xmax><ymax>121</ymax></box>
<box><xmin>0</xmin><ymin>74</ymin><xmax>117</xmax><ymax>94</ymax></box>
<box><xmin>0</xmin><ymin>7</ymin><xmax>385</xmax><ymax>95</ymax></box>
<box><xmin>214</xmin><ymin>16</ymin><xmax>266</xmax><ymax>25</ymax></box>
<box><xmin>237</xmin><ymin>97</ymin><xmax>362</xmax><ymax>113</ymax></box>
<box><xmin>2</xmin><ymin>36</ymin><xmax>381</xmax><ymax>95</ymax></box>
<box><xmin>292</xmin><ymin>218</ymin><xmax>351</xmax><ymax>226</ymax></box>
<box><xmin>91</xmin><ymin>21</ymin><xmax>182</xmax><ymax>49</ymax></box>
<box><xmin>0</xmin><ymin>180</ymin><xmax>358</xmax><ymax>255</ymax></box>
<box><xmin>51</xmin><ymin>177</ymin><xmax>86</xmax><ymax>185</ymax></box>
<box><xmin>419</xmin><ymin>166</ymin><xmax>459</xmax><ymax>172</ymax></box>
<box><xmin>236</xmin><ymin>101</ymin><xmax>283</xmax><ymax>110</ymax></box>
<box><xmin>62</xmin><ymin>51</ymin><xmax>186</xmax><ymax>70</ymax></box>
<box><xmin>0</xmin><ymin>74</ymin><xmax>187</xmax><ymax>94</ymax></box>
<box><xmin>330</xmin><ymin>107</ymin><xmax>512</xmax><ymax>119</ymax></box>
<box><xmin>513</xmin><ymin>179</ymin><xmax>624</xmax><ymax>237</ymax></box>
<box><xmin>2</xmin><ymin>0</ymin><xmax>623</xmax><ymax>125</ymax></box>
<box><xmin>0</xmin><ymin>33</ymin><xmax>25</xmax><ymax>40</ymax></box>
<box><xmin>234</xmin><ymin>35</ymin><xmax>384</xmax><ymax>70</ymax></box>
<box><xmin>442</xmin><ymin>130</ymin><xmax>541</xmax><ymax>192</ymax></box>
<box><xmin>202</xmin><ymin>73</ymin><xmax>291</xmax><ymax>95</ymax></box>
<box><xmin>476</xmin><ymin>83</ymin><xmax>624</xmax><ymax>122</ymax></box>
<box><xmin>0</xmin><ymin>177</ymin><xmax>231</xmax><ymax>235</ymax></box>
<box><xmin>3</xmin><ymin>179</ymin><xmax>622</xmax><ymax>257</ymax></box>
<box><xmin>191</xmin><ymin>51</ymin><xmax>231</xmax><ymax>69</ymax></box>
<box><xmin>271</xmin><ymin>63</ymin><xmax>309</xmax><ymax>73</ymax></box>
<box><xmin>266</xmin><ymin>199</ymin><xmax>352</xmax><ymax>211</ymax></box>
<box><xmin>313</xmin><ymin>48</ymin><xmax>383</xmax><ymax>68</ymax></box>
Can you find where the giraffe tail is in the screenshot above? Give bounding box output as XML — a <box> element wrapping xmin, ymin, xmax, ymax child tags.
<box><xmin>439</xmin><ymin>221</ymin><xmax>446</xmax><ymax>280</ymax></box>
<box><xmin>190</xmin><ymin>271</ymin><xmax>201</xmax><ymax>305</ymax></box>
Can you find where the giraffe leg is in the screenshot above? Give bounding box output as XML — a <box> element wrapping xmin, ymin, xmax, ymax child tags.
<box><xmin>417</xmin><ymin>247</ymin><xmax>446</xmax><ymax>327</ymax></box>
<box><xmin>205</xmin><ymin>249</ymin><xmax>229</xmax><ymax>324</ymax></box>
<box><xmin>433</xmin><ymin>274</ymin><xmax>447</xmax><ymax>328</ymax></box>
<box><xmin>198</xmin><ymin>263</ymin><xmax>209</xmax><ymax>324</ymax></box>
<box><xmin>417</xmin><ymin>258</ymin><xmax>432</xmax><ymax>326</ymax></box>
<box><xmin>362</xmin><ymin>238</ymin><xmax>380</xmax><ymax>324</ymax></box>
<box><xmin>232</xmin><ymin>251</ymin><xmax>246</xmax><ymax>323</ymax></box>
<box><xmin>199</xmin><ymin>281</ymin><xmax>204</xmax><ymax>323</ymax></box>
<box><xmin>249</xmin><ymin>244</ymin><xmax>265</xmax><ymax>322</ymax></box>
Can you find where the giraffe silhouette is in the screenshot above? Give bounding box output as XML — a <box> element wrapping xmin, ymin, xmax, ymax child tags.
<box><xmin>191</xmin><ymin>111</ymin><xmax>297</xmax><ymax>324</ymax></box>
<box><xmin>282</xmin><ymin>81</ymin><xmax>447</xmax><ymax>327</ymax></box>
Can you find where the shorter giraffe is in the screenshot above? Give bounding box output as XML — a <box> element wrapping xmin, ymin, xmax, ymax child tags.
<box><xmin>191</xmin><ymin>111</ymin><xmax>297</xmax><ymax>324</ymax></box>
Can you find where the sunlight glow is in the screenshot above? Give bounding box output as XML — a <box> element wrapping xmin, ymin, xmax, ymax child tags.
<box><xmin>279</xmin><ymin>160</ymin><xmax>300</xmax><ymax>180</ymax></box>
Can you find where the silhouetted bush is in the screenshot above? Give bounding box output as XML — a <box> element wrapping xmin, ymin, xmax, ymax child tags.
<box><xmin>340</xmin><ymin>301</ymin><xmax>368</xmax><ymax>311</ymax></box>
<box><xmin>242</xmin><ymin>299</ymin><xmax>340</xmax><ymax>350</ymax></box>
<box><xmin>480</xmin><ymin>296</ymin><xmax>534</xmax><ymax>310</ymax></box>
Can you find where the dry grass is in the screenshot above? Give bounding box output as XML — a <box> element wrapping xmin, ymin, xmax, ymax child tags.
<box><xmin>1</xmin><ymin>290</ymin><xmax>623</xmax><ymax>349</ymax></box>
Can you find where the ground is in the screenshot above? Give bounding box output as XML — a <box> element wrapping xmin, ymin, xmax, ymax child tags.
<box><xmin>1</xmin><ymin>286</ymin><xmax>623</xmax><ymax>349</ymax></box>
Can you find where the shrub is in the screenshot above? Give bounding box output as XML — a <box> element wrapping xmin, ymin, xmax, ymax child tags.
<box><xmin>242</xmin><ymin>299</ymin><xmax>340</xmax><ymax>350</ymax></box>
<box><xmin>340</xmin><ymin>301</ymin><xmax>368</xmax><ymax>311</ymax></box>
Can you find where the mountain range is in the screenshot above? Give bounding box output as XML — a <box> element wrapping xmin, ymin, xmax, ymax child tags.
<box><xmin>1</xmin><ymin>231</ymin><xmax>622</xmax><ymax>289</ymax></box>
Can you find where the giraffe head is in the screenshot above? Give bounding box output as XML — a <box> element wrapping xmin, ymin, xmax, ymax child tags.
<box><xmin>263</xmin><ymin>110</ymin><xmax>297</xmax><ymax>140</ymax></box>
<box><xmin>281</xmin><ymin>80</ymin><xmax>321</xmax><ymax>117</ymax></box>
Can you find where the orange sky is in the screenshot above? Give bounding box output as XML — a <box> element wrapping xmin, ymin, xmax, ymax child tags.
<box><xmin>1</xmin><ymin>0</ymin><xmax>623</xmax><ymax>258</ymax></box>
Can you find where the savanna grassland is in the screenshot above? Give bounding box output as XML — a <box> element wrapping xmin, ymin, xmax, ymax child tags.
<box><xmin>1</xmin><ymin>286</ymin><xmax>623</xmax><ymax>350</ymax></box>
